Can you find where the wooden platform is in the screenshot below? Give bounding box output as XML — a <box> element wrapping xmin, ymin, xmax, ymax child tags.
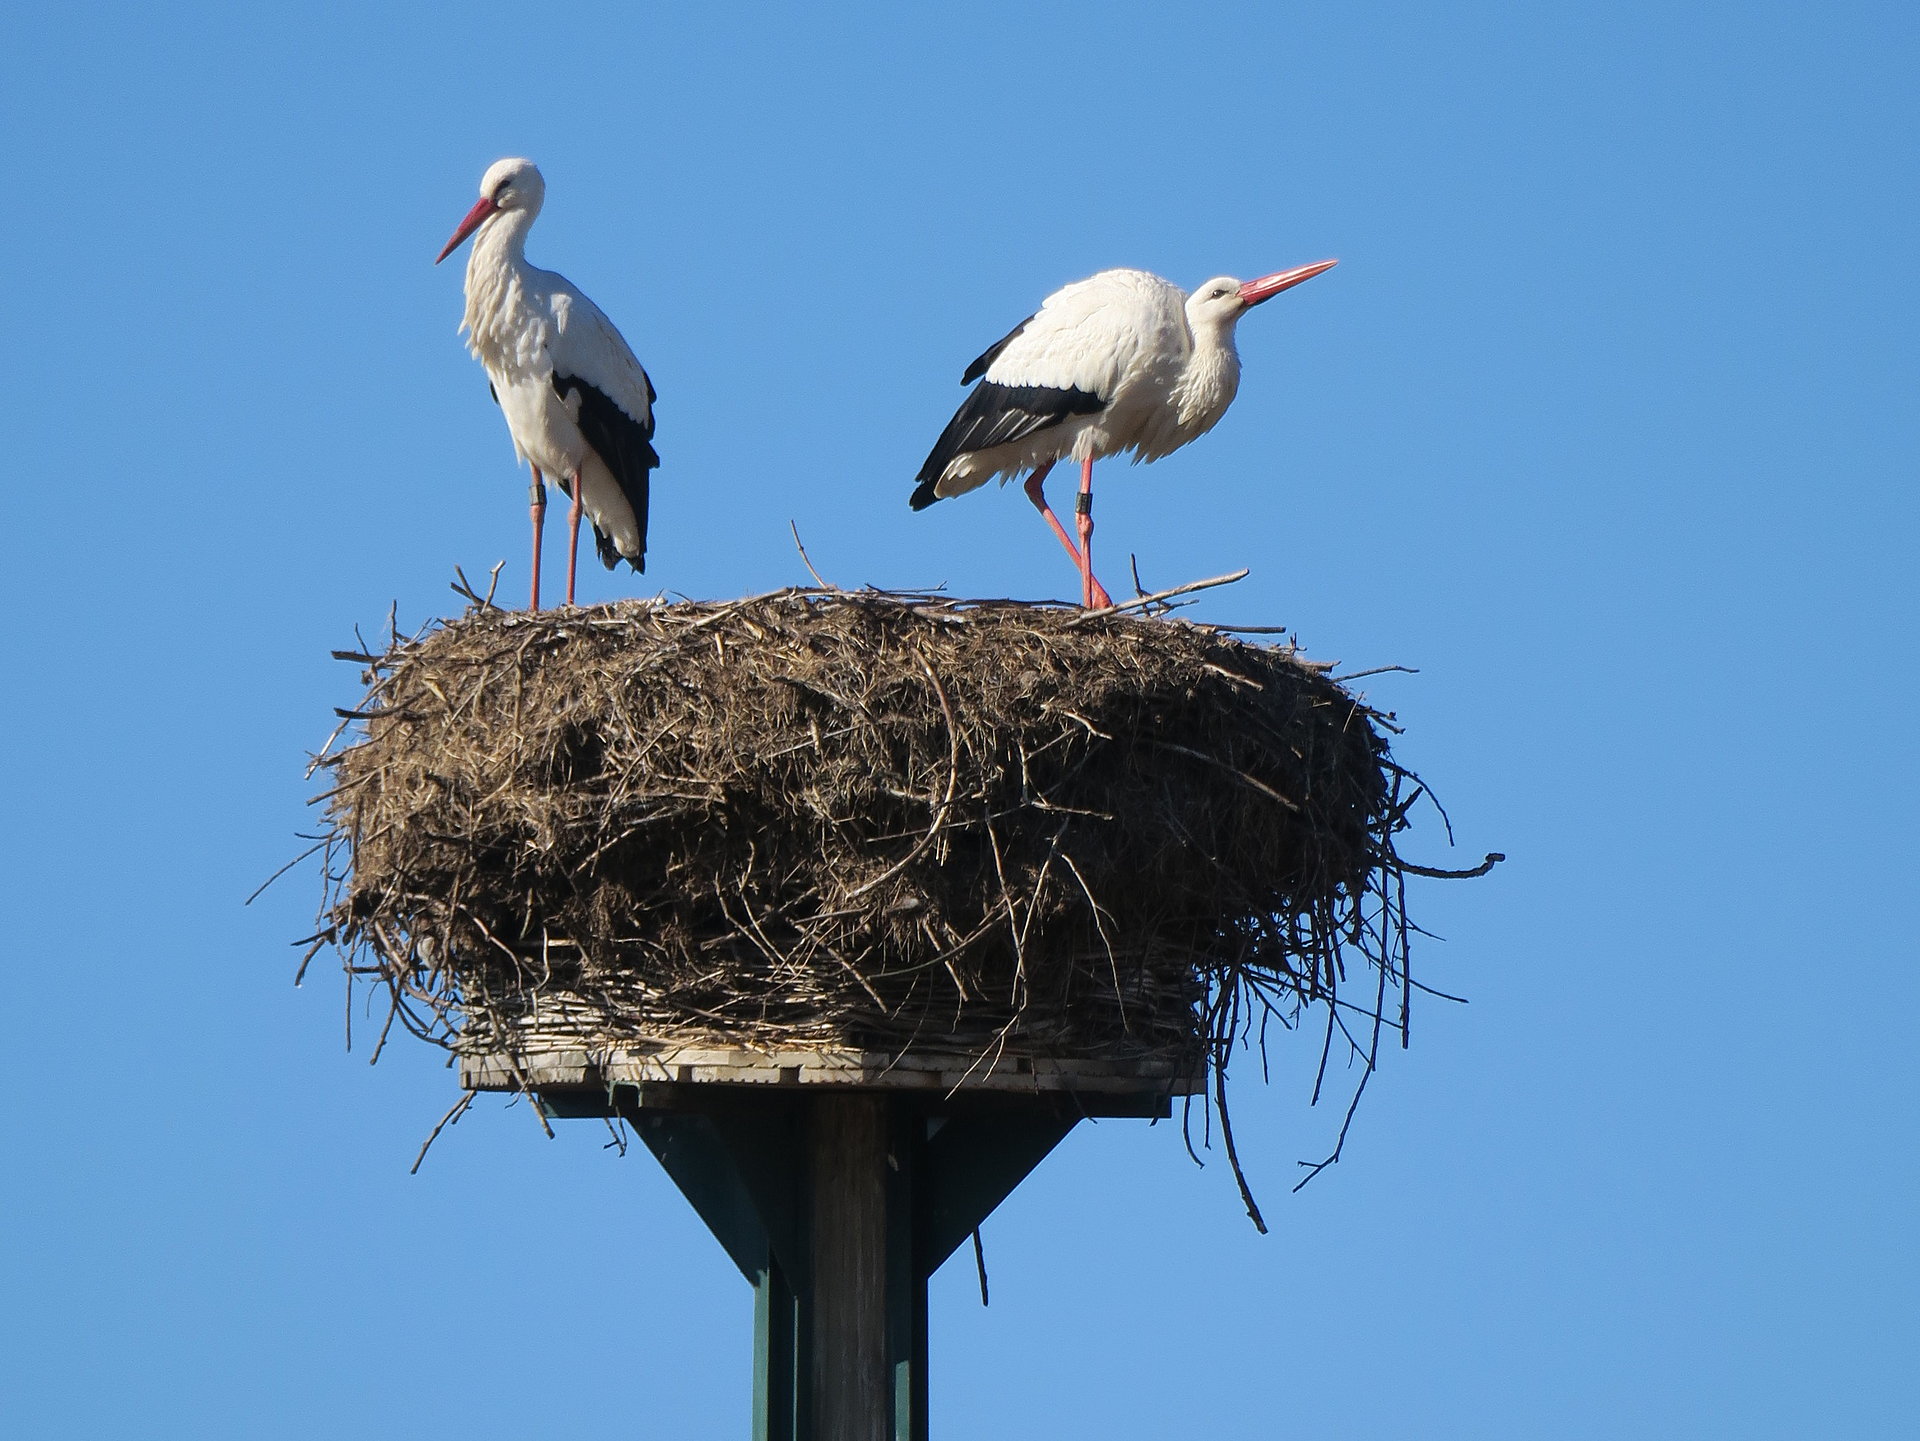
<box><xmin>459</xmin><ymin>1042</ymin><xmax>1202</xmax><ymax>1104</ymax></box>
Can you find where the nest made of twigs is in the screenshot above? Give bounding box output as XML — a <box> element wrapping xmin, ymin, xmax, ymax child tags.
<box><xmin>310</xmin><ymin>586</ymin><xmax>1495</xmax><ymax>1196</ymax></box>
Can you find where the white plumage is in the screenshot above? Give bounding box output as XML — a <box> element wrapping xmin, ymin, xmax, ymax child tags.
<box><xmin>912</xmin><ymin>260</ymin><xmax>1336</xmax><ymax>607</ymax></box>
<box><xmin>437</xmin><ymin>158</ymin><xmax>657</xmax><ymax>606</ymax></box>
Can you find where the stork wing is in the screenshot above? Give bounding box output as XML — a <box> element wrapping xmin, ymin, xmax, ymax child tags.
<box><xmin>548</xmin><ymin>289</ymin><xmax>657</xmax><ymax>432</ymax></box>
<box><xmin>910</xmin><ymin>382</ymin><xmax>1104</xmax><ymax>509</ymax></box>
<box><xmin>911</xmin><ymin>271</ymin><xmax>1184</xmax><ymax>509</ymax></box>
<box><xmin>548</xmin><ymin>287</ymin><xmax>658</xmax><ymax>571</ymax></box>
<box><xmin>960</xmin><ymin>313</ymin><xmax>1034</xmax><ymax>385</ymax></box>
<box><xmin>976</xmin><ymin>269</ymin><xmax>1185</xmax><ymax>397</ymax></box>
<box><xmin>551</xmin><ymin>371</ymin><xmax>658</xmax><ymax>570</ymax></box>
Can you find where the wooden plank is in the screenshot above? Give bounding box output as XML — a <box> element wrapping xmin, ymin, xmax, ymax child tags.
<box><xmin>461</xmin><ymin>1044</ymin><xmax>1203</xmax><ymax>1099</ymax></box>
<box><xmin>810</xmin><ymin>1094</ymin><xmax>888</xmax><ymax>1441</ymax></box>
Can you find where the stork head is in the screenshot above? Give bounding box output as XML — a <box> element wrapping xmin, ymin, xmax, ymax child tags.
<box><xmin>435</xmin><ymin>158</ymin><xmax>546</xmax><ymax>264</ymax></box>
<box><xmin>1186</xmin><ymin>260</ymin><xmax>1339</xmax><ymax>328</ymax></box>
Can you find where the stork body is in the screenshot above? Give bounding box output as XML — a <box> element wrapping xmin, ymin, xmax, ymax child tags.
<box><xmin>437</xmin><ymin>159</ymin><xmax>657</xmax><ymax>608</ymax></box>
<box><xmin>912</xmin><ymin>261</ymin><xmax>1336</xmax><ymax>607</ymax></box>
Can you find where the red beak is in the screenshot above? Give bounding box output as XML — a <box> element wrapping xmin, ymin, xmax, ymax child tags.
<box><xmin>435</xmin><ymin>196</ymin><xmax>498</xmax><ymax>264</ymax></box>
<box><xmin>1238</xmin><ymin>259</ymin><xmax>1339</xmax><ymax>306</ymax></box>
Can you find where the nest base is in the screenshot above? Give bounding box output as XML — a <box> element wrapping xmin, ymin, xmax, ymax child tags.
<box><xmin>461</xmin><ymin>1042</ymin><xmax>1201</xmax><ymax>1102</ymax></box>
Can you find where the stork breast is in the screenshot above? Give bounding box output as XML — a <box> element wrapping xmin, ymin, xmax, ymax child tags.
<box><xmin>494</xmin><ymin>374</ymin><xmax>587</xmax><ymax>474</ymax></box>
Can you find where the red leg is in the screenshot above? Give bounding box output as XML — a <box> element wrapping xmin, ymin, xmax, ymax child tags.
<box><xmin>528</xmin><ymin>468</ymin><xmax>547</xmax><ymax>611</ymax></box>
<box><xmin>566</xmin><ymin>472</ymin><xmax>583</xmax><ymax>606</ymax></box>
<box><xmin>1023</xmin><ymin>462</ymin><xmax>1084</xmax><ymax>567</ymax></box>
<box><xmin>1075</xmin><ymin>455</ymin><xmax>1113</xmax><ymax>609</ymax></box>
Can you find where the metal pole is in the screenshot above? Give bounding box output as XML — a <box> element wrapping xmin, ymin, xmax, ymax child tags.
<box><xmin>753</xmin><ymin>1256</ymin><xmax>806</xmax><ymax>1441</ymax></box>
<box><xmin>887</xmin><ymin>1105</ymin><xmax>929</xmax><ymax>1440</ymax></box>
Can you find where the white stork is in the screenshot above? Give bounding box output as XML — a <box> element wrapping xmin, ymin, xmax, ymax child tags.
<box><xmin>912</xmin><ymin>261</ymin><xmax>1337</xmax><ymax>608</ymax></box>
<box><xmin>435</xmin><ymin>158</ymin><xmax>657</xmax><ymax>609</ymax></box>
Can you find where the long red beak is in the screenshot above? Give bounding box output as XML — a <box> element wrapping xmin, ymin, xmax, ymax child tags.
<box><xmin>1238</xmin><ymin>259</ymin><xmax>1339</xmax><ymax>306</ymax></box>
<box><xmin>435</xmin><ymin>196</ymin><xmax>498</xmax><ymax>264</ymax></box>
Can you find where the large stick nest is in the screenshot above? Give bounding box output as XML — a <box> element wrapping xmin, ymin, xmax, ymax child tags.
<box><xmin>312</xmin><ymin>588</ymin><xmax>1490</xmax><ymax>1185</ymax></box>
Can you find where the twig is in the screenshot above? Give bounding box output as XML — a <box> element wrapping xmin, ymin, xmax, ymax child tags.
<box><xmin>840</xmin><ymin>652</ymin><xmax>962</xmax><ymax>902</ymax></box>
<box><xmin>1332</xmin><ymin>665</ymin><xmax>1419</xmax><ymax>682</ymax></box>
<box><xmin>1294</xmin><ymin>914</ymin><xmax>1395</xmax><ymax>1191</ymax></box>
<box><xmin>1397</xmin><ymin>852</ymin><xmax>1504</xmax><ymax>880</ymax></box>
<box><xmin>410</xmin><ymin>1090</ymin><xmax>476</xmax><ymax>1174</ymax></box>
<box><xmin>1149</xmin><ymin>740</ymin><xmax>1300</xmax><ymax>812</ymax></box>
<box><xmin>1066</xmin><ymin>569</ymin><xmax>1250</xmax><ymax>624</ymax></box>
<box><xmin>245</xmin><ymin>839</ymin><xmax>327</xmax><ymax>906</ymax></box>
<box><xmin>292</xmin><ymin>933</ymin><xmax>327</xmax><ymax>987</ymax></box>
<box><xmin>1216</xmin><ymin>1036</ymin><xmax>1268</xmax><ymax>1233</ymax></box>
<box><xmin>789</xmin><ymin>521</ymin><xmax>837</xmax><ymax>590</ymax></box>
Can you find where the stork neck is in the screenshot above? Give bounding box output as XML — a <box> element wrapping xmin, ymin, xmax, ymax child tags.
<box><xmin>1174</xmin><ymin>320</ymin><xmax>1242</xmax><ymax>429</ymax></box>
<box><xmin>460</xmin><ymin>207</ymin><xmax>542</xmax><ymax>368</ymax></box>
<box><xmin>470</xmin><ymin>206</ymin><xmax>534</xmax><ymax>272</ymax></box>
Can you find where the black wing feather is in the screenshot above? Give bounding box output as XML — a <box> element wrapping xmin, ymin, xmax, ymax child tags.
<box><xmin>960</xmin><ymin>313</ymin><xmax>1035</xmax><ymax>386</ymax></box>
<box><xmin>553</xmin><ymin>371</ymin><xmax>659</xmax><ymax>573</ymax></box>
<box><xmin>910</xmin><ymin>381</ymin><xmax>1105</xmax><ymax>510</ymax></box>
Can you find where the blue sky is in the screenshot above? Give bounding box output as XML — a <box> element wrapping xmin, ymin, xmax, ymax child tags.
<box><xmin>2</xmin><ymin>2</ymin><xmax>1914</xmax><ymax>1436</ymax></box>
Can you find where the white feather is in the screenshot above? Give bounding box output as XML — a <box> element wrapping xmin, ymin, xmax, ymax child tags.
<box><xmin>935</xmin><ymin>268</ymin><xmax>1246</xmax><ymax>496</ymax></box>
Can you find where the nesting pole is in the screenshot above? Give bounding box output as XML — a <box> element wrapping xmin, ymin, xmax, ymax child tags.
<box><xmin>472</xmin><ymin>1047</ymin><xmax>1187</xmax><ymax>1439</ymax></box>
<box><xmin>317</xmin><ymin>590</ymin><xmax>1482</xmax><ymax>1438</ymax></box>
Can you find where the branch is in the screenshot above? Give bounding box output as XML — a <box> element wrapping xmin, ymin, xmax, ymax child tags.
<box><xmin>1067</xmin><ymin>568</ymin><xmax>1250</xmax><ymax>624</ymax></box>
<box><xmin>789</xmin><ymin>521</ymin><xmax>838</xmax><ymax>590</ymax></box>
<box><xmin>1397</xmin><ymin>852</ymin><xmax>1505</xmax><ymax>880</ymax></box>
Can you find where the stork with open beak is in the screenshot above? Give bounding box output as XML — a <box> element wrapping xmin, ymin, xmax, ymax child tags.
<box><xmin>912</xmin><ymin>261</ymin><xmax>1336</xmax><ymax>608</ymax></box>
<box><xmin>436</xmin><ymin>158</ymin><xmax>658</xmax><ymax>609</ymax></box>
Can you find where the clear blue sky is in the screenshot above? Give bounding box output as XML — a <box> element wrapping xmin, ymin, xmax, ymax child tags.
<box><xmin>2</xmin><ymin>3</ymin><xmax>1914</xmax><ymax>1436</ymax></box>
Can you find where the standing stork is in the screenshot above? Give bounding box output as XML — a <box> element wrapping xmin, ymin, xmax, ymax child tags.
<box><xmin>911</xmin><ymin>261</ymin><xmax>1337</xmax><ymax>608</ymax></box>
<box><xmin>435</xmin><ymin>158</ymin><xmax>657</xmax><ymax>609</ymax></box>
